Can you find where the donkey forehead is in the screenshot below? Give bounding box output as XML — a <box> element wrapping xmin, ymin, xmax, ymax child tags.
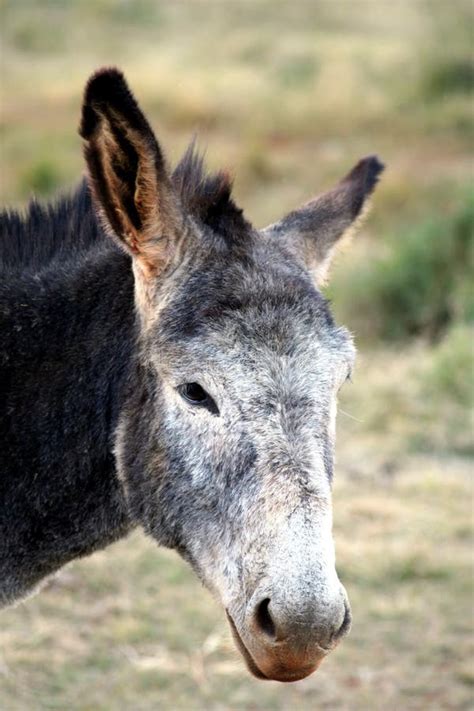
<box><xmin>155</xmin><ymin>258</ymin><xmax>355</xmax><ymax>381</ymax></box>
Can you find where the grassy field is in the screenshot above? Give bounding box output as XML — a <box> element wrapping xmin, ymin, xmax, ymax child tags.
<box><xmin>1</xmin><ymin>1</ymin><xmax>473</xmax><ymax>709</ymax></box>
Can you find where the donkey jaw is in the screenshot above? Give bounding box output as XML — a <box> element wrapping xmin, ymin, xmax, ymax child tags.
<box><xmin>226</xmin><ymin>611</ymin><xmax>326</xmax><ymax>683</ymax></box>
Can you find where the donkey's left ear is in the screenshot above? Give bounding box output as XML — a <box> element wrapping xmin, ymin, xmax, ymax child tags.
<box><xmin>80</xmin><ymin>67</ymin><xmax>184</xmax><ymax>280</ymax></box>
<box><xmin>262</xmin><ymin>156</ymin><xmax>384</xmax><ymax>284</ymax></box>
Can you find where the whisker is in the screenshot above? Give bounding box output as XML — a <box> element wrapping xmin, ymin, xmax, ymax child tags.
<box><xmin>338</xmin><ymin>408</ymin><xmax>365</xmax><ymax>423</ymax></box>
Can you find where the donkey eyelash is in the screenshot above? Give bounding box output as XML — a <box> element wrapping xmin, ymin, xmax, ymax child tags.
<box><xmin>336</xmin><ymin>367</ymin><xmax>352</xmax><ymax>389</ymax></box>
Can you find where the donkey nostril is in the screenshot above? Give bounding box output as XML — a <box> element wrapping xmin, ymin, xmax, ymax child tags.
<box><xmin>255</xmin><ymin>598</ymin><xmax>276</xmax><ymax>639</ymax></box>
<box><xmin>333</xmin><ymin>601</ymin><xmax>352</xmax><ymax>642</ymax></box>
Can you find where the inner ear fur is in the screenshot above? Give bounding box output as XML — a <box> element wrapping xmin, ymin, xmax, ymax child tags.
<box><xmin>263</xmin><ymin>156</ymin><xmax>385</xmax><ymax>284</ymax></box>
<box><xmin>80</xmin><ymin>67</ymin><xmax>183</xmax><ymax>277</ymax></box>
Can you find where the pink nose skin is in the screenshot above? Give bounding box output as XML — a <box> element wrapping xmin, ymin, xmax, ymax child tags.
<box><xmin>227</xmin><ymin>588</ymin><xmax>351</xmax><ymax>682</ymax></box>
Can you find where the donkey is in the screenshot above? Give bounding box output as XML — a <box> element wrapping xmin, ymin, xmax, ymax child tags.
<box><xmin>0</xmin><ymin>68</ymin><xmax>384</xmax><ymax>682</ymax></box>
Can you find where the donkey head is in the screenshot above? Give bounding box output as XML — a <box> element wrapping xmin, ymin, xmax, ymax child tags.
<box><xmin>80</xmin><ymin>68</ymin><xmax>384</xmax><ymax>682</ymax></box>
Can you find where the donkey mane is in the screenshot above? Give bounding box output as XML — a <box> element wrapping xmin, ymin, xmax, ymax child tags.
<box><xmin>0</xmin><ymin>143</ymin><xmax>247</xmax><ymax>273</ymax></box>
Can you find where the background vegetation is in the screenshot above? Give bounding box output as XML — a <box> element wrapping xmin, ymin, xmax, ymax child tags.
<box><xmin>1</xmin><ymin>1</ymin><xmax>472</xmax><ymax>709</ymax></box>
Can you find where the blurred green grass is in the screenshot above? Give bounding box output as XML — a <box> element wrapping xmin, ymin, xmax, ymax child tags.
<box><xmin>0</xmin><ymin>1</ymin><xmax>473</xmax><ymax>709</ymax></box>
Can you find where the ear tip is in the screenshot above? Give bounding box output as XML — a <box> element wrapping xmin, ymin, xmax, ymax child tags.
<box><xmin>344</xmin><ymin>154</ymin><xmax>385</xmax><ymax>196</ymax></box>
<box><xmin>84</xmin><ymin>66</ymin><xmax>128</xmax><ymax>102</ymax></box>
<box><xmin>363</xmin><ymin>154</ymin><xmax>385</xmax><ymax>183</ymax></box>
<box><xmin>79</xmin><ymin>66</ymin><xmax>132</xmax><ymax>139</ymax></box>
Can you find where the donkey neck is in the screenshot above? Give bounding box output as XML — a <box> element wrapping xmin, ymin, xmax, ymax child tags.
<box><xmin>0</xmin><ymin>242</ymin><xmax>138</xmax><ymax>606</ymax></box>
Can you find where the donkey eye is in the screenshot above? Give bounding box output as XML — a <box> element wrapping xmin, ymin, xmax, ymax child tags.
<box><xmin>178</xmin><ymin>383</ymin><xmax>219</xmax><ymax>415</ymax></box>
<box><xmin>181</xmin><ymin>382</ymin><xmax>207</xmax><ymax>402</ymax></box>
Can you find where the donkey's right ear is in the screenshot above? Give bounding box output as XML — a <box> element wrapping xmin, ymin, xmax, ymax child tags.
<box><xmin>80</xmin><ymin>67</ymin><xmax>183</xmax><ymax>279</ymax></box>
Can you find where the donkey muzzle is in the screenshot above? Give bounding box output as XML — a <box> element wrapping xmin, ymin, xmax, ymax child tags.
<box><xmin>227</xmin><ymin>583</ymin><xmax>351</xmax><ymax>682</ymax></box>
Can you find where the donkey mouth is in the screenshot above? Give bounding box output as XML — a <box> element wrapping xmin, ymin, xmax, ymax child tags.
<box><xmin>226</xmin><ymin>611</ymin><xmax>321</xmax><ymax>682</ymax></box>
<box><xmin>226</xmin><ymin>611</ymin><xmax>269</xmax><ymax>679</ymax></box>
